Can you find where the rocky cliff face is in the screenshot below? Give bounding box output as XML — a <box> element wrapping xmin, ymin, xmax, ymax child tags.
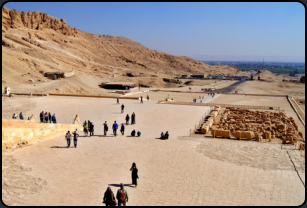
<box><xmin>2</xmin><ymin>7</ymin><xmax>77</xmax><ymax>36</ymax></box>
<box><xmin>2</xmin><ymin>6</ymin><xmax>247</xmax><ymax>94</ymax></box>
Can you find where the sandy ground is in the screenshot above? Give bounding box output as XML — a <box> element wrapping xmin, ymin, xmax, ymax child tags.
<box><xmin>2</xmin><ymin>90</ymin><xmax>305</xmax><ymax>206</ymax></box>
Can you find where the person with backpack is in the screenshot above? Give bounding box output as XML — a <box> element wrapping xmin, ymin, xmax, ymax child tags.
<box><xmin>103</xmin><ymin>187</ymin><xmax>117</xmax><ymax>206</ymax></box>
<box><xmin>72</xmin><ymin>129</ymin><xmax>79</xmax><ymax>148</ymax></box>
<box><xmin>125</xmin><ymin>114</ymin><xmax>130</xmax><ymax>125</ymax></box>
<box><xmin>104</xmin><ymin>121</ymin><xmax>108</xmax><ymax>136</ymax></box>
<box><xmin>121</xmin><ymin>104</ymin><xmax>124</xmax><ymax>113</ymax></box>
<box><xmin>130</xmin><ymin>163</ymin><xmax>139</xmax><ymax>188</ymax></box>
<box><xmin>120</xmin><ymin>124</ymin><xmax>125</xmax><ymax>135</ymax></box>
<box><xmin>116</xmin><ymin>183</ymin><xmax>128</xmax><ymax>206</ymax></box>
<box><xmin>65</xmin><ymin>131</ymin><xmax>72</xmax><ymax>148</ymax></box>
<box><xmin>112</xmin><ymin>121</ymin><xmax>118</xmax><ymax>137</ymax></box>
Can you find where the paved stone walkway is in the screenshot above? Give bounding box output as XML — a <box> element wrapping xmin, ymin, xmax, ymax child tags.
<box><xmin>3</xmin><ymin>96</ymin><xmax>305</xmax><ymax>206</ymax></box>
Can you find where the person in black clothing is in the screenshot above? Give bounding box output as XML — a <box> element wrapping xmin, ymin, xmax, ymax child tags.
<box><xmin>131</xmin><ymin>129</ymin><xmax>136</xmax><ymax>137</ymax></box>
<box><xmin>104</xmin><ymin>121</ymin><xmax>108</xmax><ymax>136</ymax></box>
<box><xmin>130</xmin><ymin>163</ymin><xmax>139</xmax><ymax>187</ymax></box>
<box><xmin>40</xmin><ymin>111</ymin><xmax>44</xmax><ymax>123</ymax></box>
<box><xmin>147</xmin><ymin>95</ymin><xmax>149</xmax><ymax>100</ymax></box>
<box><xmin>73</xmin><ymin>129</ymin><xmax>79</xmax><ymax>148</ymax></box>
<box><xmin>103</xmin><ymin>187</ymin><xmax>116</xmax><ymax>206</ymax></box>
<box><xmin>90</xmin><ymin>122</ymin><xmax>94</xmax><ymax>136</ymax></box>
<box><xmin>48</xmin><ymin>112</ymin><xmax>52</xmax><ymax>123</ymax></box>
<box><xmin>121</xmin><ymin>104</ymin><xmax>124</xmax><ymax>113</ymax></box>
<box><xmin>131</xmin><ymin>113</ymin><xmax>134</xmax><ymax>125</ymax></box>
<box><xmin>125</xmin><ymin>114</ymin><xmax>130</xmax><ymax>125</ymax></box>
<box><xmin>120</xmin><ymin>124</ymin><xmax>125</xmax><ymax>135</ymax></box>
<box><xmin>164</xmin><ymin>131</ymin><xmax>169</xmax><ymax>139</ymax></box>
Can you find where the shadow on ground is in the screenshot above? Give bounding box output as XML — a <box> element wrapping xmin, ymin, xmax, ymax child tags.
<box><xmin>108</xmin><ymin>184</ymin><xmax>135</xmax><ymax>188</ymax></box>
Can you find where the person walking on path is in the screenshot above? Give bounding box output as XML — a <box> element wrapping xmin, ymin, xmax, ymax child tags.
<box><xmin>48</xmin><ymin>112</ymin><xmax>52</xmax><ymax>123</ymax></box>
<box><xmin>116</xmin><ymin>183</ymin><xmax>128</xmax><ymax>206</ymax></box>
<box><xmin>52</xmin><ymin>113</ymin><xmax>57</xmax><ymax>123</ymax></box>
<box><xmin>103</xmin><ymin>187</ymin><xmax>117</xmax><ymax>206</ymax></box>
<box><xmin>65</xmin><ymin>131</ymin><xmax>72</xmax><ymax>148</ymax></box>
<box><xmin>130</xmin><ymin>163</ymin><xmax>139</xmax><ymax>187</ymax></box>
<box><xmin>125</xmin><ymin>114</ymin><xmax>130</xmax><ymax>125</ymax></box>
<box><xmin>72</xmin><ymin>129</ymin><xmax>79</xmax><ymax>148</ymax></box>
<box><xmin>147</xmin><ymin>95</ymin><xmax>149</xmax><ymax>100</ymax></box>
<box><xmin>89</xmin><ymin>122</ymin><xmax>94</xmax><ymax>136</ymax></box>
<box><xmin>121</xmin><ymin>104</ymin><xmax>124</xmax><ymax>113</ymax></box>
<box><xmin>120</xmin><ymin>124</ymin><xmax>125</xmax><ymax>135</ymax></box>
<box><xmin>112</xmin><ymin>121</ymin><xmax>118</xmax><ymax>137</ymax></box>
<box><xmin>40</xmin><ymin>111</ymin><xmax>44</xmax><ymax>123</ymax></box>
<box><xmin>116</xmin><ymin>98</ymin><xmax>120</xmax><ymax>104</ymax></box>
<box><xmin>104</xmin><ymin>121</ymin><xmax>108</xmax><ymax>136</ymax></box>
<box><xmin>83</xmin><ymin>122</ymin><xmax>89</xmax><ymax>136</ymax></box>
<box><xmin>131</xmin><ymin>113</ymin><xmax>134</xmax><ymax>125</ymax></box>
<box><xmin>131</xmin><ymin>112</ymin><xmax>136</xmax><ymax>124</ymax></box>
<box><xmin>140</xmin><ymin>96</ymin><xmax>143</xmax><ymax>103</ymax></box>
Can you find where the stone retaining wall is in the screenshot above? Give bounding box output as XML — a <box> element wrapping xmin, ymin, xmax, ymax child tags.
<box><xmin>2</xmin><ymin>119</ymin><xmax>81</xmax><ymax>150</ymax></box>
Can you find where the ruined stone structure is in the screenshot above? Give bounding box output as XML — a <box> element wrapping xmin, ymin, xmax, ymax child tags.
<box><xmin>202</xmin><ymin>106</ymin><xmax>304</xmax><ymax>144</ymax></box>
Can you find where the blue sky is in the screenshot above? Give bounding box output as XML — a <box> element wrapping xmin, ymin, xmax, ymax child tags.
<box><xmin>4</xmin><ymin>2</ymin><xmax>305</xmax><ymax>62</ymax></box>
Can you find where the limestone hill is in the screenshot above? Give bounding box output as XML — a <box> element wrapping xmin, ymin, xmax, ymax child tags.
<box><xmin>2</xmin><ymin>6</ymin><xmax>248</xmax><ymax>94</ymax></box>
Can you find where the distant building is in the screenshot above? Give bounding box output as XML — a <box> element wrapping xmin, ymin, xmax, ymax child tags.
<box><xmin>190</xmin><ymin>74</ymin><xmax>204</xmax><ymax>79</ymax></box>
<box><xmin>44</xmin><ymin>71</ymin><xmax>74</xmax><ymax>80</ymax></box>
<box><xmin>100</xmin><ymin>82</ymin><xmax>137</xmax><ymax>90</ymax></box>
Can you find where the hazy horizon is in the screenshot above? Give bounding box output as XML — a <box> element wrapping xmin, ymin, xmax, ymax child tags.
<box><xmin>190</xmin><ymin>55</ymin><xmax>305</xmax><ymax>63</ymax></box>
<box><xmin>4</xmin><ymin>2</ymin><xmax>305</xmax><ymax>63</ymax></box>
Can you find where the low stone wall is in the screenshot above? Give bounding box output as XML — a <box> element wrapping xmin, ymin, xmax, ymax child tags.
<box><xmin>2</xmin><ymin>119</ymin><xmax>81</xmax><ymax>150</ymax></box>
<box><xmin>159</xmin><ymin>100</ymin><xmax>280</xmax><ymax>110</ymax></box>
<box><xmin>48</xmin><ymin>93</ymin><xmax>139</xmax><ymax>100</ymax></box>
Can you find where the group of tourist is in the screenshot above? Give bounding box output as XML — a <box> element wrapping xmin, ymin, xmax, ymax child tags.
<box><xmin>130</xmin><ymin>129</ymin><xmax>141</xmax><ymax>137</ymax></box>
<box><xmin>40</xmin><ymin>111</ymin><xmax>57</xmax><ymax>123</ymax></box>
<box><xmin>160</xmin><ymin>131</ymin><xmax>169</xmax><ymax>139</ymax></box>
<box><xmin>208</xmin><ymin>92</ymin><xmax>215</xmax><ymax>98</ymax></box>
<box><xmin>125</xmin><ymin>112</ymin><xmax>136</xmax><ymax>125</ymax></box>
<box><xmin>65</xmin><ymin>129</ymin><xmax>79</xmax><ymax>148</ymax></box>
<box><xmin>83</xmin><ymin>120</ymin><xmax>95</xmax><ymax>136</ymax></box>
<box><xmin>102</xmin><ymin>163</ymin><xmax>138</xmax><ymax>206</ymax></box>
<box><xmin>12</xmin><ymin>112</ymin><xmax>24</xmax><ymax>120</ymax></box>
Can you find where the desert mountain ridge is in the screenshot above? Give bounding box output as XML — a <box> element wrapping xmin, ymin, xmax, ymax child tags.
<box><xmin>2</xmin><ymin>6</ymin><xmax>249</xmax><ymax>94</ymax></box>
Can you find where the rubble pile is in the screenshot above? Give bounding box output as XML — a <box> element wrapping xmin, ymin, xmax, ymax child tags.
<box><xmin>202</xmin><ymin>107</ymin><xmax>304</xmax><ymax>144</ymax></box>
